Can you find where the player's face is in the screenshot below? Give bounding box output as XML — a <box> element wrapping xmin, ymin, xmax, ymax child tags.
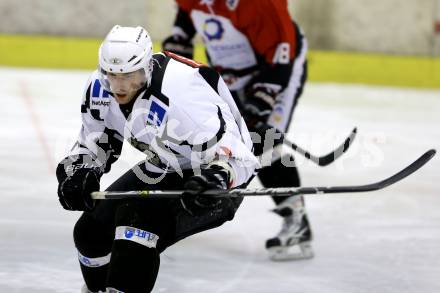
<box><xmin>107</xmin><ymin>69</ymin><xmax>146</xmax><ymax>104</ymax></box>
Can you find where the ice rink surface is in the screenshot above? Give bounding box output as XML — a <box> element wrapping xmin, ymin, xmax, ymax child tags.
<box><xmin>0</xmin><ymin>67</ymin><xmax>439</xmax><ymax>293</ymax></box>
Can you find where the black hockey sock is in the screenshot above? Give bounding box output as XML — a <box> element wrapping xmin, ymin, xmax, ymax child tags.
<box><xmin>74</xmin><ymin>213</ymin><xmax>113</xmax><ymax>292</ymax></box>
<box><xmin>79</xmin><ymin>264</ymin><xmax>108</xmax><ymax>292</ymax></box>
<box><xmin>258</xmin><ymin>155</ymin><xmax>301</xmax><ymax>205</ymax></box>
<box><xmin>106</xmin><ymin>240</ymin><xmax>160</xmax><ymax>292</ymax></box>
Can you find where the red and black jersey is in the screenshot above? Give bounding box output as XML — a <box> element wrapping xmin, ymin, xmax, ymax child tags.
<box><xmin>173</xmin><ymin>0</ymin><xmax>302</xmax><ymax>92</ymax></box>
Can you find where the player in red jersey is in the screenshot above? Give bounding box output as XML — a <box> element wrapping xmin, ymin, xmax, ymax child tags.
<box><xmin>163</xmin><ymin>0</ymin><xmax>313</xmax><ymax>261</ymax></box>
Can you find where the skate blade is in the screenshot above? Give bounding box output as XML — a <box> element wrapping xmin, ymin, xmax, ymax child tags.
<box><xmin>268</xmin><ymin>241</ymin><xmax>314</xmax><ymax>261</ymax></box>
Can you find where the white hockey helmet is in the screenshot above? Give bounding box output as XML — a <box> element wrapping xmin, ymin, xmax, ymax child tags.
<box><xmin>98</xmin><ymin>25</ymin><xmax>153</xmax><ymax>92</ymax></box>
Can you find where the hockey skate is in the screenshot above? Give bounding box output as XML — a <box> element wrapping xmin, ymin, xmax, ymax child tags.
<box><xmin>266</xmin><ymin>195</ymin><xmax>314</xmax><ymax>261</ymax></box>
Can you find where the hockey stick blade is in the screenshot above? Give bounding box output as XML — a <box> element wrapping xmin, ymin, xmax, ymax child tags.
<box><xmin>283</xmin><ymin>127</ymin><xmax>357</xmax><ymax>166</ymax></box>
<box><xmin>91</xmin><ymin>149</ymin><xmax>435</xmax><ymax>200</ymax></box>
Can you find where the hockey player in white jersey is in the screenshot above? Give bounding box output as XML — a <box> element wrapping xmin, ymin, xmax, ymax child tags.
<box><xmin>56</xmin><ymin>25</ymin><xmax>259</xmax><ymax>293</ymax></box>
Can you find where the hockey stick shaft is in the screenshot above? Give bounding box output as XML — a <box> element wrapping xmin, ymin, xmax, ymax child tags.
<box><xmin>91</xmin><ymin>149</ymin><xmax>435</xmax><ymax>200</ymax></box>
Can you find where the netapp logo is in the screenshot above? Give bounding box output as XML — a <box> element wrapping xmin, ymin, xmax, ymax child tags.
<box><xmin>92</xmin><ymin>100</ymin><xmax>111</xmax><ymax>106</ymax></box>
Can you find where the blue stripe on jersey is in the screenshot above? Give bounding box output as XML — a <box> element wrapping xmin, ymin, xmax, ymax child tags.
<box><xmin>148</xmin><ymin>101</ymin><xmax>166</xmax><ymax>126</ymax></box>
<box><xmin>92</xmin><ymin>81</ymin><xmax>101</xmax><ymax>97</ymax></box>
<box><xmin>102</xmin><ymin>89</ymin><xmax>110</xmax><ymax>98</ymax></box>
<box><xmin>92</xmin><ymin>80</ymin><xmax>110</xmax><ymax>98</ymax></box>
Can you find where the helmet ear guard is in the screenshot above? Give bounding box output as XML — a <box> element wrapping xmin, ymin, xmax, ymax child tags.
<box><xmin>98</xmin><ymin>25</ymin><xmax>154</xmax><ymax>92</ymax></box>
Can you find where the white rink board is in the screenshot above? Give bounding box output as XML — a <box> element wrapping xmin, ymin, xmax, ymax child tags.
<box><xmin>0</xmin><ymin>67</ymin><xmax>439</xmax><ymax>293</ymax></box>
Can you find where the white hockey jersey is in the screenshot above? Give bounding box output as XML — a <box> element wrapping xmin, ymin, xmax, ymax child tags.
<box><xmin>69</xmin><ymin>52</ymin><xmax>259</xmax><ymax>187</ymax></box>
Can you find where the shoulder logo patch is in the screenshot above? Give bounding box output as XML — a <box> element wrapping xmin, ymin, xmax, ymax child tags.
<box><xmin>147</xmin><ymin>99</ymin><xmax>167</xmax><ymax>127</ymax></box>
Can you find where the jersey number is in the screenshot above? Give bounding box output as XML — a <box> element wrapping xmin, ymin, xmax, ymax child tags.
<box><xmin>272</xmin><ymin>43</ymin><xmax>290</xmax><ymax>64</ymax></box>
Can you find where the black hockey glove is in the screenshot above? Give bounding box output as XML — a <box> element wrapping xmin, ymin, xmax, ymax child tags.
<box><xmin>243</xmin><ymin>86</ymin><xmax>282</xmax><ymax>155</ymax></box>
<box><xmin>181</xmin><ymin>166</ymin><xmax>230</xmax><ymax>216</ymax></box>
<box><xmin>162</xmin><ymin>35</ymin><xmax>194</xmax><ymax>59</ymax></box>
<box><xmin>243</xmin><ymin>85</ymin><xmax>278</xmax><ymax>130</ymax></box>
<box><xmin>56</xmin><ymin>161</ymin><xmax>102</xmax><ymax>212</ymax></box>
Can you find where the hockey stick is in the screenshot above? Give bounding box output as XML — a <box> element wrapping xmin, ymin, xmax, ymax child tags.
<box><xmin>280</xmin><ymin>127</ymin><xmax>357</xmax><ymax>166</ymax></box>
<box><xmin>236</xmin><ymin>94</ymin><xmax>356</xmax><ymax>166</ymax></box>
<box><xmin>91</xmin><ymin>149</ymin><xmax>435</xmax><ymax>200</ymax></box>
